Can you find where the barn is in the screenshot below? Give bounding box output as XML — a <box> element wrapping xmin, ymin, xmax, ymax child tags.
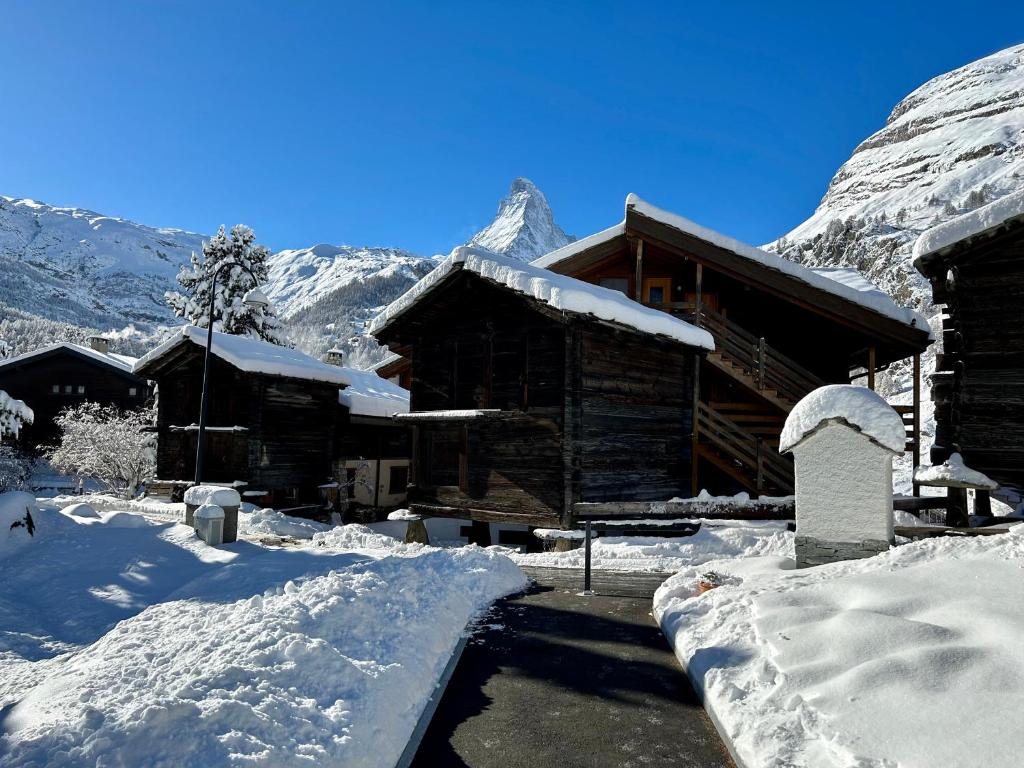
<box><xmin>370</xmin><ymin>246</ymin><xmax>715</xmax><ymax>529</ymax></box>
<box><xmin>0</xmin><ymin>336</ymin><xmax>152</xmax><ymax>451</ymax></box>
<box><xmin>914</xmin><ymin>188</ymin><xmax>1024</xmax><ymax>504</ymax></box>
<box><xmin>133</xmin><ymin>326</ymin><xmax>410</xmax><ymax>509</ymax></box>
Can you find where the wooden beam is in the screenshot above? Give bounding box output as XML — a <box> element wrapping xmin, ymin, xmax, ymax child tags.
<box><xmin>573</xmin><ymin>498</ymin><xmax>795</xmax><ymax>521</ymax></box>
<box><xmin>867</xmin><ymin>345</ymin><xmax>877</xmax><ymax>390</ymax></box>
<box><xmin>633</xmin><ymin>238</ymin><xmax>644</xmax><ymax>302</ymax></box>
<box><xmin>912</xmin><ymin>352</ymin><xmax>921</xmax><ymax>496</ymax></box>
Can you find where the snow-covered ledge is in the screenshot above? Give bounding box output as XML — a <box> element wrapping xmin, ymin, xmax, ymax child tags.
<box><xmin>780</xmin><ymin>385</ymin><xmax>904</xmax><ymax>568</ymax></box>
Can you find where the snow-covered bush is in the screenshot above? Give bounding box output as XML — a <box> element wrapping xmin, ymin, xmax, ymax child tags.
<box><xmin>166</xmin><ymin>224</ymin><xmax>290</xmax><ymax>346</ymax></box>
<box><xmin>0</xmin><ymin>389</ymin><xmax>33</xmax><ymax>442</ymax></box>
<box><xmin>47</xmin><ymin>403</ymin><xmax>155</xmax><ymax>499</ymax></box>
<box><xmin>0</xmin><ymin>445</ymin><xmax>33</xmax><ymax>492</ymax></box>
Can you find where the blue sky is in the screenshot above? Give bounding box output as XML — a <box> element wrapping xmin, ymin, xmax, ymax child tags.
<box><xmin>2</xmin><ymin>2</ymin><xmax>1022</xmax><ymax>255</ymax></box>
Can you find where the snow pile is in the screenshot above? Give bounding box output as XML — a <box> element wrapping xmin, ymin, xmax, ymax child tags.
<box><xmin>238</xmin><ymin>507</ymin><xmax>333</xmax><ymax>540</ymax></box>
<box><xmin>183</xmin><ymin>485</ymin><xmax>241</xmax><ymax>508</ymax></box>
<box><xmin>780</xmin><ymin>384</ymin><xmax>906</xmax><ymax>454</ymax></box>
<box><xmin>61</xmin><ymin>502</ymin><xmax>100</xmax><ymax>519</ymax></box>
<box><xmin>135</xmin><ymin>326</ymin><xmax>352</xmax><ymax>385</ymax></box>
<box><xmin>507</xmin><ymin>520</ymin><xmax>793</xmax><ymax>572</ymax></box>
<box><xmin>370</xmin><ymin>246</ymin><xmax>715</xmax><ymax>350</ymax></box>
<box><xmin>1</xmin><ymin>504</ymin><xmax>526</xmax><ymax>767</ymax></box>
<box><xmin>654</xmin><ymin>527</ymin><xmax>1024</xmax><ymax>768</ymax></box>
<box><xmin>914</xmin><ymin>187</ymin><xmax>1024</xmax><ymax>260</ymax></box>
<box><xmin>915</xmin><ymin>452</ymin><xmax>998</xmax><ymax>489</ymax></box>
<box><xmin>337</xmin><ymin>366</ymin><xmax>410</xmax><ymax>417</ymax></box>
<box><xmin>50</xmin><ymin>493</ymin><xmax>184</xmax><ymax>522</ymax></box>
<box><xmin>312</xmin><ymin>522</ymin><xmax>421</xmax><ymax>553</ymax></box>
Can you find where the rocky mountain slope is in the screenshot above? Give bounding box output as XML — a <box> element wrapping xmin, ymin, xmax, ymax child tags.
<box><xmin>469</xmin><ymin>177</ymin><xmax>573</xmax><ymax>261</ymax></box>
<box><xmin>771</xmin><ymin>43</ymin><xmax>1024</xmax><ymax>312</ymax></box>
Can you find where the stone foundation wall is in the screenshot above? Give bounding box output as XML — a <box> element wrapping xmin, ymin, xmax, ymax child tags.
<box><xmin>795</xmin><ymin>535</ymin><xmax>890</xmax><ymax>568</ymax></box>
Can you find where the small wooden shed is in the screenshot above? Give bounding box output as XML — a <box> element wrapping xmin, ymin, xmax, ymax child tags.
<box><xmin>914</xmin><ymin>189</ymin><xmax>1024</xmax><ymax>501</ymax></box>
<box><xmin>370</xmin><ymin>246</ymin><xmax>715</xmax><ymax>529</ymax></box>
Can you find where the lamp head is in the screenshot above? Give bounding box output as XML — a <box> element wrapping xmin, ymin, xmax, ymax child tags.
<box><xmin>242</xmin><ymin>287</ymin><xmax>270</xmax><ymax>310</ymax></box>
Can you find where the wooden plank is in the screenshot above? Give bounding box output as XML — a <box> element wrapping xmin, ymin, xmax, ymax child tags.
<box><xmin>573</xmin><ymin>498</ymin><xmax>794</xmax><ymax>520</ymax></box>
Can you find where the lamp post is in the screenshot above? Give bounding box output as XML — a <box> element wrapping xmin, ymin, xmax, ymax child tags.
<box><xmin>194</xmin><ymin>262</ymin><xmax>270</xmax><ymax>485</ymax></box>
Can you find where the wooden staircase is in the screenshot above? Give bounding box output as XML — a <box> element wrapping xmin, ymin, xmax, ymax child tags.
<box><xmin>688</xmin><ymin>306</ymin><xmax>828</xmax><ymax>495</ymax></box>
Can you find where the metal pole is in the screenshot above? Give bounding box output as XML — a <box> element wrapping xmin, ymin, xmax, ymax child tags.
<box><xmin>194</xmin><ymin>270</ymin><xmax>218</xmax><ymax>485</ymax></box>
<box><xmin>193</xmin><ymin>261</ymin><xmax>260</xmax><ymax>486</ymax></box>
<box><xmin>584</xmin><ymin>519</ymin><xmax>592</xmax><ymax>593</ymax></box>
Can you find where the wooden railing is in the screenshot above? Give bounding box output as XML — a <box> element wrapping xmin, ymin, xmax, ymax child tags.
<box><xmin>697</xmin><ymin>401</ymin><xmax>794</xmax><ymax>494</ymax></box>
<box><xmin>695</xmin><ymin>305</ymin><xmax>825</xmax><ymax>406</ymax></box>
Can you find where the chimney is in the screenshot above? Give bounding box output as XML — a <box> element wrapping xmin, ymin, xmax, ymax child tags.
<box><xmin>324</xmin><ymin>348</ymin><xmax>345</xmax><ymax>366</ymax></box>
<box><xmin>87</xmin><ymin>335</ymin><xmax>109</xmax><ymax>354</ymax></box>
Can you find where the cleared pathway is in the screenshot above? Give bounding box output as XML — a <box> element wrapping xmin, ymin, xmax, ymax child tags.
<box><xmin>409</xmin><ymin>568</ymin><xmax>734</xmax><ymax>768</ymax></box>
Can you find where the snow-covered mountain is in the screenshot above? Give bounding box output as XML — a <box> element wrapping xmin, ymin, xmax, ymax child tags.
<box><xmin>0</xmin><ymin>179</ymin><xmax>569</xmax><ymax>361</ymax></box>
<box><xmin>0</xmin><ymin>196</ymin><xmax>206</xmax><ymax>329</ymax></box>
<box><xmin>468</xmin><ymin>177</ymin><xmax>573</xmax><ymax>261</ymax></box>
<box><xmin>771</xmin><ymin>43</ymin><xmax>1024</xmax><ymax>310</ymax></box>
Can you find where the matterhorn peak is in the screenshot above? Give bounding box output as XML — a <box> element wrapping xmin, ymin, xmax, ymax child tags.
<box><xmin>468</xmin><ymin>178</ymin><xmax>574</xmax><ymax>262</ymax></box>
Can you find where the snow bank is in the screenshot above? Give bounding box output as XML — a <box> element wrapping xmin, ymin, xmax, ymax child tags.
<box><xmin>61</xmin><ymin>502</ymin><xmax>100</xmax><ymax>519</ymax></box>
<box><xmin>915</xmin><ymin>452</ymin><xmax>998</xmax><ymax>489</ymax></box>
<box><xmin>507</xmin><ymin>520</ymin><xmax>793</xmax><ymax>572</ymax></box>
<box><xmin>780</xmin><ymin>384</ymin><xmax>906</xmax><ymax>453</ymax></box>
<box><xmin>238</xmin><ymin>507</ymin><xmax>333</xmax><ymax>540</ymax></box>
<box><xmin>1</xmin><ymin>508</ymin><xmax>526</xmax><ymax>767</ymax></box>
<box><xmin>914</xmin><ymin>187</ymin><xmax>1024</xmax><ymax>260</ymax></box>
<box><xmin>370</xmin><ymin>246</ymin><xmax>715</xmax><ymax>350</ymax></box>
<box><xmin>50</xmin><ymin>493</ymin><xmax>184</xmax><ymax>522</ymax></box>
<box><xmin>336</xmin><ymin>366</ymin><xmax>410</xmax><ymax>417</ymax></box>
<box><xmin>184</xmin><ymin>485</ymin><xmax>241</xmax><ymax>507</ymax></box>
<box><xmin>654</xmin><ymin>527</ymin><xmax>1024</xmax><ymax>768</ymax></box>
<box><xmin>135</xmin><ymin>326</ymin><xmax>352</xmax><ymax>385</ymax></box>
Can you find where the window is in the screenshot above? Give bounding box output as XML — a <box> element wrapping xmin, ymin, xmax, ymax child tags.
<box><xmin>129</xmin><ymin>387</ymin><xmax>138</xmax><ymax>397</ymax></box>
<box><xmin>76</xmin><ymin>385</ymin><xmax>85</xmax><ymax>395</ymax></box>
<box><xmin>52</xmin><ymin>384</ymin><xmax>60</xmax><ymax>394</ymax></box>
<box><xmin>388</xmin><ymin>465</ymin><xmax>409</xmax><ymax>495</ymax></box>
<box><xmin>599</xmin><ymin>277</ymin><xmax>629</xmax><ymax>295</ymax></box>
<box><xmin>64</xmin><ymin>385</ymin><xmax>72</xmax><ymax>394</ymax></box>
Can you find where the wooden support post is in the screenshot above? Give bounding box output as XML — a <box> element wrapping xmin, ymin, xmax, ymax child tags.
<box><xmin>755</xmin><ymin>437</ymin><xmax>764</xmax><ymax>495</ymax></box>
<box><xmin>867</xmin><ymin>346</ymin><xmax>877</xmax><ymax>390</ymax></box>
<box><xmin>946</xmin><ymin>487</ymin><xmax>969</xmax><ymax>528</ymax></box>
<box><xmin>458</xmin><ymin>425</ymin><xmax>469</xmax><ymax>494</ymax></box>
<box><xmin>694</xmin><ymin>264</ymin><xmax>703</xmax><ymax>326</ymax></box>
<box><xmin>634</xmin><ymin>239</ymin><xmax>644</xmax><ymax>302</ymax></box>
<box><xmin>912</xmin><ymin>353</ymin><xmax>921</xmax><ymax>496</ymax></box>
<box><xmin>757</xmin><ymin>337</ymin><xmax>766</xmax><ymax>391</ymax></box>
<box><xmin>583</xmin><ymin>519</ymin><xmax>593</xmax><ymax>594</ymax></box>
<box><xmin>691</xmin><ymin>356</ymin><xmax>701</xmax><ymax>496</ymax></box>
<box><xmin>469</xmin><ymin>519</ymin><xmax>491</xmax><ymax>546</ymax></box>
<box><xmin>974</xmin><ymin>490</ymin><xmax>992</xmax><ymax>517</ymax></box>
<box><xmin>410</xmin><ymin>425</ymin><xmax>420</xmax><ymax>486</ymax></box>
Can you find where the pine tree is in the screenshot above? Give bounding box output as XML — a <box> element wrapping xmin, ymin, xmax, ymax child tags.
<box><xmin>166</xmin><ymin>224</ymin><xmax>290</xmax><ymax>345</ymax></box>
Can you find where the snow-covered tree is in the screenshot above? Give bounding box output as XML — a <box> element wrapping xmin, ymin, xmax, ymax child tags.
<box><xmin>166</xmin><ymin>224</ymin><xmax>290</xmax><ymax>345</ymax></box>
<box><xmin>0</xmin><ymin>390</ymin><xmax>33</xmax><ymax>443</ymax></box>
<box><xmin>47</xmin><ymin>403</ymin><xmax>155</xmax><ymax>499</ymax></box>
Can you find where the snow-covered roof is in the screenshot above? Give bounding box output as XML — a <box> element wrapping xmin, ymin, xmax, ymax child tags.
<box><xmin>336</xmin><ymin>367</ymin><xmax>410</xmax><ymax>418</ymax></box>
<box><xmin>134</xmin><ymin>326</ymin><xmax>352</xmax><ymax>385</ymax></box>
<box><xmin>913</xmin><ymin>188</ymin><xmax>1024</xmax><ymax>262</ymax></box>
<box><xmin>533</xmin><ymin>194</ymin><xmax>929</xmax><ymax>335</ymax></box>
<box><xmin>370</xmin><ymin>246</ymin><xmax>715</xmax><ymax>350</ymax></box>
<box><xmin>0</xmin><ymin>342</ymin><xmax>137</xmax><ymax>374</ymax></box>
<box><xmin>779</xmin><ymin>384</ymin><xmax>906</xmax><ymax>454</ymax></box>
<box><xmin>371</xmin><ymin>352</ymin><xmax>404</xmax><ymax>372</ymax></box>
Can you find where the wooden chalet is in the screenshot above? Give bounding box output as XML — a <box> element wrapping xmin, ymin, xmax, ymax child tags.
<box><xmin>529</xmin><ymin>195</ymin><xmax>932</xmax><ymax>496</ymax></box>
<box><xmin>134</xmin><ymin>326</ymin><xmax>410</xmax><ymax>509</ymax></box>
<box><xmin>370</xmin><ymin>246</ymin><xmax>715</xmax><ymax>529</ymax></box>
<box><xmin>914</xmin><ymin>190</ymin><xmax>1024</xmax><ymax>502</ymax></box>
<box><xmin>0</xmin><ymin>337</ymin><xmax>151</xmax><ymax>451</ymax></box>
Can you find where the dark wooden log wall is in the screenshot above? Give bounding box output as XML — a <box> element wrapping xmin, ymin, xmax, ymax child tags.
<box><xmin>153</xmin><ymin>349</ymin><xmax>337</xmax><ymax>499</ymax></box>
<box><xmin>0</xmin><ymin>350</ymin><xmax>151</xmax><ymax>451</ymax></box>
<box><xmin>574</xmin><ymin>321</ymin><xmax>695</xmax><ymax>505</ymax></box>
<box><xmin>928</xmin><ymin>226</ymin><xmax>1024</xmax><ymax>491</ymax></box>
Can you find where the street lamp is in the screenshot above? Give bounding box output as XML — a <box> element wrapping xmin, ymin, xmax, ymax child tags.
<box><xmin>194</xmin><ymin>261</ymin><xmax>267</xmax><ymax>485</ymax></box>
